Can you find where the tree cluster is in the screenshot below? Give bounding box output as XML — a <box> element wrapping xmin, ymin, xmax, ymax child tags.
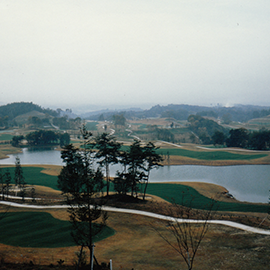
<box><xmin>12</xmin><ymin>130</ymin><xmax>70</xmax><ymax>147</ymax></box>
<box><xmin>212</xmin><ymin>128</ymin><xmax>270</xmax><ymax>150</ymax></box>
<box><xmin>113</xmin><ymin>140</ymin><xmax>163</xmax><ymax>200</ymax></box>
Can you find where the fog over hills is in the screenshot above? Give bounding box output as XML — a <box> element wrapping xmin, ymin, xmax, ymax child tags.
<box><xmin>1</xmin><ymin>102</ymin><xmax>270</xmax><ymax>125</ymax></box>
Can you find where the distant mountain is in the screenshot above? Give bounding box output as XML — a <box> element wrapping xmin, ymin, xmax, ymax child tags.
<box><xmin>1</xmin><ymin>102</ymin><xmax>270</xmax><ymax>127</ymax></box>
<box><xmin>83</xmin><ymin>103</ymin><xmax>270</xmax><ymax>123</ymax></box>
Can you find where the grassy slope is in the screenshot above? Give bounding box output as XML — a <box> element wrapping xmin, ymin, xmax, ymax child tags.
<box><xmin>0</xmin><ymin>212</ymin><xmax>114</xmax><ymax>248</ymax></box>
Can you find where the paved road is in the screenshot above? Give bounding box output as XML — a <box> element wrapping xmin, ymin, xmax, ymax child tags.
<box><xmin>1</xmin><ymin>201</ymin><xmax>270</xmax><ymax>236</ymax></box>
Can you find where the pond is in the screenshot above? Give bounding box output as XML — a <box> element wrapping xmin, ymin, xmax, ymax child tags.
<box><xmin>0</xmin><ymin>147</ymin><xmax>64</xmax><ymax>166</ymax></box>
<box><xmin>0</xmin><ymin>148</ymin><xmax>269</xmax><ymax>203</ymax></box>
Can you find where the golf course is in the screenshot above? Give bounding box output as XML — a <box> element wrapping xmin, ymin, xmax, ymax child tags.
<box><xmin>0</xmin><ymin>160</ymin><xmax>270</xmax><ymax>269</ymax></box>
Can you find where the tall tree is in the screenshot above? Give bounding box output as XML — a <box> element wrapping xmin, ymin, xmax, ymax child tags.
<box><xmin>14</xmin><ymin>157</ymin><xmax>24</xmax><ymax>187</ymax></box>
<box><xmin>211</xmin><ymin>131</ymin><xmax>226</xmax><ymax>146</ymax></box>
<box><xmin>142</xmin><ymin>142</ymin><xmax>163</xmax><ymax>200</ymax></box>
<box><xmin>125</xmin><ymin>139</ymin><xmax>145</xmax><ymax>197</ymax></box>
<box><xmin>95</xmin><ymin>133</ymin><xmax>122</xmax><ymax>196</ymax></box>
<box><xmin>58</xmin><ymin>127</ymin><xmax>107</xmax><ymax>268</ymax></box>
<box><xmin>14</xmin><ymin>157</ymin><xmax>25</xmax><ymax>197</ymax></box>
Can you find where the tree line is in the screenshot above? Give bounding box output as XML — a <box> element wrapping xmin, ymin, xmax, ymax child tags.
<box><xmin>212</xmin><ymin>128</ymin><xmax>270</xmax><ymax>150</ymax></box>
<box><xmin>11</xmin><ymin>130</ymin><xmax>70</xmax><ymax>147</ymax></box>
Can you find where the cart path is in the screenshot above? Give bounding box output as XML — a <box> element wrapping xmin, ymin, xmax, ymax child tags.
<box><xmin>1</xmin><ymin>201</ymin><xmax>270</xmax><ymax>236</ymax></box>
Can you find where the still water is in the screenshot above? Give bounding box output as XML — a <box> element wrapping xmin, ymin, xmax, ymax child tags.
<box><xmin>0</xmin><ymin>147</ymin><xmax>65</xmax><ymax>166</ymax></box>
<box><xmin>0</xmin><ymin>148</ymin><xmax>269</xmax><ymax>203</ymax></box>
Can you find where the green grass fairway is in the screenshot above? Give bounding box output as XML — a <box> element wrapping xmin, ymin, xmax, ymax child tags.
<box><xmin>0</xmin><ymin>134</ymin><xmax>13</xmax><ymax>141</ymax></box>
<box><xmin>87</xmin><ymin>145</ymin><xmax>267</xmax><ymax>161</ymax></box>
<box><xmin>1</xmin><ymin>166</ymin><xmax>59</xmax><ymax>190</ymax></box>
<box><xmin>157</xmin><ymin>148</ymin><xmax>267</xmax><ymax>161</ymax></box>
<box><xmin>0</xmin><ymin>212</ymin><xmax>114</xmax><ymax>248</ymax></box>
<box><xmin>146</xmin><ymin>183</ymin><xmax>269</xmax><ymax>213</ymax></box>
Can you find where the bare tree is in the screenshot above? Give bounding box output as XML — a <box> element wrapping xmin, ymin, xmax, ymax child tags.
<box><xmin>153</xmin><ymin>197</ymin><xmax>217</xmax><ymax>270</ymax></box>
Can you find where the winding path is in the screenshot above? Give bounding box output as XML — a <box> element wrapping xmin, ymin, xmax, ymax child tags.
<box><xmin>1</xmin><ymin>201</ymin><xmax>270</xmax><ymax>236</ymax></box>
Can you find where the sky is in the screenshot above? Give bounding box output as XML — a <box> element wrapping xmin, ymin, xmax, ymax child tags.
<box><xmin>1</xmin><ymin>0</ymin><xmax>270</xmax><ymax>111</ymax></box>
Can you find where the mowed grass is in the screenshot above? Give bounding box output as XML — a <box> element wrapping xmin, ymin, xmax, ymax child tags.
<box><xmin>0</xmin><ymin>134</ymin><xmax>13</xmax><ymax>141</ymax></box>
<box><xmin>157</xmin><ymin>148</ymin><xmax>267</xmax><ymax>161</ymax></box>
<box><xmin>1</xmin><ymin>211</ymin><xmax>270</xmax><ymax>269</ymax></box>
<box><xmin>1</xmin><ymin>166</ymin><xmax>59</xmax><ymax>190</ymax></box>
<box><xmin>0</xmin><ymin>212</ymin><xmax>114</xmax><ymax>248</ymax></box>
<box><xmin>146</xmin><ymin>183</ymin><xmax>269</xmax><ymax>213</ymax></box>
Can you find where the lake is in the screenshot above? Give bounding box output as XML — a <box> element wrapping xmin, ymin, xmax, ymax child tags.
<box><xmin>0</xmin><ymin>148</ymin><xmax>269</xmax><ymax>203</ymax></box>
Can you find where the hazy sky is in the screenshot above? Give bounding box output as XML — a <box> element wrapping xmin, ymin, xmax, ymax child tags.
<box><xmin>1</xmin><ymin>0</ymin><xmax>270</xmax><ymax>110</ymax></box>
